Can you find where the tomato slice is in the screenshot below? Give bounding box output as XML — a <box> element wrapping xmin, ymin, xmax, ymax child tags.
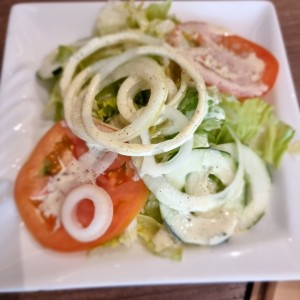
<box><xmin>167</xmin><ymin>21</ymin><xmax>279</xmax><ymax>99</ymax></box>
<box><xmin>14</xmin><ymin>122</ymin><xmax>149</xmax><ymax>252</ymax></box>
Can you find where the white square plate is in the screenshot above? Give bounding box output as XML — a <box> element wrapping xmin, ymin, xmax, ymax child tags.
<box><xmin>0</xmin><ymin>1</ymin><xmax>300</xmax><ymax>292</ymax></box>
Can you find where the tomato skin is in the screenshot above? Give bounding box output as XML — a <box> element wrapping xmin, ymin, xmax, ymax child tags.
<box><xmin>167</xmin><ymin>22</ymin><xmax>279</xmax><ymax>99</ymax></box>
<box><xmin>14</xmin><ymin>122</ymin><xmax>149</xmax><ymax>252</ymax></box>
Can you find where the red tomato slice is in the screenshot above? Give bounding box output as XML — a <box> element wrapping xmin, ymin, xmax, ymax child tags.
<box><xmin>167</xmin><ymin>21</ymin><xmax>279</xmax><ymax>99</ymax></box>
<box><xmin>14</xmin><ymin>122</ymin><xmax>149</xmax><ymax>252</ymax></box>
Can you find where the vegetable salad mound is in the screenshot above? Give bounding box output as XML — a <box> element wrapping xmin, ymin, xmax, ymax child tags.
<box><xmin>14</xmin><ymin>0</ymin><xmax>294</xmax><ymax>261</ymax></box>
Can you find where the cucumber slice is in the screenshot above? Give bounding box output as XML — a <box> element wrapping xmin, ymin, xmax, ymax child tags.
<box><xmin>159</xmin><ymin>148</ymin><xmax>246</xmax><ymax>245</ymax></box>
<box><xmin>160</xmin><ymin>204</ymin><xmax>238</xmax><ymax>245</ymax></box>
<box><xmin>215</xmin><ymin>143</ymin><xmax>271</xmax><ymax>231</ymax></box>
<box><xmin>160</xmin><ymin>180</ymin><xmax>246</xmax><ymax>245</ymax></box>
<box><xmin>142</xmin><ymin>135</ymin><xmax>246</xmax><ymax>212</ymax></box>
<box><xmin>165</xmin><ymin>149</ymin><xmax>237</xmax><ymax>191</ymax></box>
<box><xmin>158</xmin><ymin>144</ymin><xmax>270</xmax><ymax>245</ymax></box>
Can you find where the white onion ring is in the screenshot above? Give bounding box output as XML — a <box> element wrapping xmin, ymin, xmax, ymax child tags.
<box><xmin>139</xmin><ymin>131</ymin><xmax>193</xmax><ymax>177</ymax></box>
<box><xmin>61</xmin><ymin>184</ymin><xmax>113</xmax><ymax>242</ymax></box>
<box><xmin>82</xmin><ymin>57</ymin><xmax>168</xmax><ymax>143</ymax></box>
<box><xmin>166</xmin><ymin>77</ymin><xmax>178</xmax><ymax>101</ymax></box>
<box><xmin>159</xmin><ymin>105</ymin><xmax>189</xmax><ymax>136</ymax></box>
<box><xmin>63</xmin><ymin>43</ymin><xmax>207</xmax><ymax>156</ymax></box>
<box><xmin>166</xmin><ymin>71</ymin><xmax>189</xmax><ymax>108</ymax></box>
<box><xmin>142</xmin><ymin>129</ymin><xmax>245</xmax><ymax>212</ymax></box>
<box><xmin>61</xmin><ymin>32</ymin><xmax>162</xmax><ymax>94</ymax></box>
<box><xmin>135</xmin><ymin>106</ymin><xmax>192</xmax><ymax>177</ymax></box>
<box><xmin>117</xmin><ymin>75</ymin><xmax>149</xmax><ymax>123</ymax></box>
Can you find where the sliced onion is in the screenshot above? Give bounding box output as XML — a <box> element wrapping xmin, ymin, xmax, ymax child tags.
<box><xmin>136</xmin><ymin>106</ymin><xmax>193</xmax><ymax>177</ymax></box>
<box><xmin>142</xmin><ymin>129</ymin><xmax>245</xmax><ymax>212</ymax></box>
<box><xmin>117</xmin><ymin>75</ymin><xmax>149</xmax><ymax>123</ymax></box>
<box><xmin>64</xmin><ymin>56</ymin><xmax>118</xmax><ymax>141</ymax></box>
<box><xmin>61</xmin><ymin>184</ymin><xmax>113</xmax><ymax>242</ymax></box>
<box><xmin>139</xmin><ymin>133</ymin><xmax>193</xmax><ymax>177</ymax></box>
<box><xmin>82</xmin><ymin>57</ymin><xmax>168</xmax><ymax>143</ymax></box>
<box><xmin>166</xmin><ymin>71</ymin><xmax>189</xmax><ymax>108</ymax></box>
<box><xmin>159</xmin><ymin>105</ymin><xmax>189</xmax><ymax>136</ymax></box>
<box><xmin>63</xmin><ymin>43</ymin><xmax>207</xmax><ymax>156</ymax></box>
<box><xmin>160</xmin><ymin>203</ymin><xmax>239</xmax><ymax>245</ymax></box>
<box><xmin>60</xmin><ymin>32</ymin><xmax>162</xmax><ymax>94</ymax></box>
<box><xmin>166</xmin><ymin>77</ymin><xmax>178</xmax><ymax>101</ymax></box>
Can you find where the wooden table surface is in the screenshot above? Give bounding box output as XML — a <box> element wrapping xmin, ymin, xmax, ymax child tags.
<box><xmin>0</xmin><ymin>0</ymin><xmax>299</xmax><ymax>299</ymax></box>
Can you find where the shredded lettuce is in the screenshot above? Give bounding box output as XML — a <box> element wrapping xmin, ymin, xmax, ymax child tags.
<box><xmin>77</xmin><ymin>46</ymin><xmax>124</xmax><ymax>72</ymax></box>
<box><xmin>217</xmin><ymin>96</ymin><xmax>295</xmax><ymax>167</ymax></box>
<box><xmin>137</xmin><ymin>214</ymin><xmax>182</xmax><ymax>261</ymax></box>
<box><xmin>96</xmin><ymin>0</ymin><xmax>176</xmax><ymax>39</ymax></box>
<box><xmin>145</xmin><ymin>0</ymin><xmax>172</xmax><ymax>21</ymax></box>
<box><xmin>141</xmin><ymin>193</ymin><xmax>163</xmax><ymax>223</ymax></box>
<box><xmin>96</xmin><ymin>1</ymin><xmax>130</xmax><ymax>36</ymax></box>
<box><xmin>89</xmin><ymin>219</ymin><xmax>138</xmax><ymax>254</ymax></box>
<box><xmin>288</xmin><ymin>140</ymin><xmax>300</xmax><ymax>155</ymax></box>
<box><xmin>178</xmin><ymin>87</ymin><xmax>225</xmax><ymax>131</ymax></box>
<box><xmin>93</xmin><ymin>80</ymin><xmax>121</xmax><ymax>122</ymax></box>
<box><xmin>56</xmin><ymin>45</ymin><xmax>75</xmax><ymax>63</ymax></box>
<box><xmin>118</xmin><ymin>219</ymin><xmax>138</xmax><ymax>247</ymax></box>
<box><xmin>138</xmin><ymin>194</ymin><xmax>182</xmax><ymax>260</ymax></box>
<box><xmin>178</xmin><ymin>87</ymin><xmax>225</xmax><ymax>146</ymax></box>
<box><xmin>43</xmin><ymin>82</ymin><xmax>64</xmax><ymax>122</ymax></box>
<box><xmin>89</xmin><ymin>209</ymin><xmax>182</xmax><ymax>261</ymax></box>
<box><xmin>177</xmin><ymin>86</ymin><xmax>198</xmax><ymax>114</ymax></box>
<box><xmin>38</xmin><ymin>44</ymin><xmax>76</xmax><ymax>121</ymax></box>
<box><xmin>193</xmin><ymin>132</ymin><xmax>209</xmax><ymax>148</ymax></box>
<box><xmin>178</xmin><ymin>87</ymin><xmax>293</xmax><ymax>166</ymax></box>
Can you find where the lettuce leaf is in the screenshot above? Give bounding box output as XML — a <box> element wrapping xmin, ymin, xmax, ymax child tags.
<box><xmin>137</xmin><ymin>214</ymin><xmax>182</xmax><ymax>261</ymax></box>
<box><xmin>178</xmin><ymin>86</ymin><xmax>293</xmax><ymax>166</ymax></box>
<box><xmin>56</xmin><ymin>45</ymin><xmax>75</xmax><ymax>63</ymax></box>
<box><xmin>93</xmin><ymin>80</ymin><xmax>122</xmax><ymax>122</ymax></box>
<box><xmin>118</xmin><ymin>219</ymin><xmax>138</xmax><ymax>247</ymax></box>
<box><xmin>217</xmin><ymin>96</ymin><xmax>295</xmax><ymax>167</ymax></box>
<box><xmin>288</xmin><ymin>140</ymin><xmax>300</xmax><ymax>155</ymax></box>
<box><xmin>43</xmin><ymin>82</ymin><xmax>64</xmax><ymax>122</ymax></box>
<box><xmin>146</xmin><ymin>0</ymin><xmax>172</xmax><ymax>21</ymax></box>
<box><xmin>177</xmin><ymin>86</ymin><xmax>198</xmax><ymax>114</ymax></box>
<box><xmin>142</xmin><ymin>193</ymin><xmax>163</xmax><ymax>223</ymax></box>
<box><xmin>96</xmin><ymin>0</ymin><xmax>175</xmax><ymax>39</ymax></box>
<box><xmin>178</xmin><ymin>87</ymin><xmax>225</xmax><ymax>145</ymax></box>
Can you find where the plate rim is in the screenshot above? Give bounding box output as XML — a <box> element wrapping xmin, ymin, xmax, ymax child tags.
<box><xmin>1</xmin><ymin>0</ymin><xmax>300</xmax><ymax>292</ymax></box>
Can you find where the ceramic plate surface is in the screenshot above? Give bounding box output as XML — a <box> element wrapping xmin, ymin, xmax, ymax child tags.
<box><xmin>0</xmin><ymin>1</ymin><xmax>300</xmax><ymax>292</ymax></box>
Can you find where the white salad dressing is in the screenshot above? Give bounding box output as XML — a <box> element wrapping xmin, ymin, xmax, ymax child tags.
<box><xmin>32</xmin><ymin>148</ymin><xmax>117</xmax><ymax>228</ymax></box>
<box><xmin>168</xmin><ymin>21</ymin><xmax>269</xmax><ymax>97</ymax></box>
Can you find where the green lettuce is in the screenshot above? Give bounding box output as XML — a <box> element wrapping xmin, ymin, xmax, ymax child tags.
<box><xmin>88</xmin><ymin>220</ymin><xmax>138</xmax><ymax>256</ymax></box>
<box><xmin>178</xmin><ymin>87</ymin><xmax>225</xmax><ymax>131</ymax></box>
<box><xmin>178</xmin><ymin>86</ymin><xmax>225</xmax><ymax>145</ymax></box>
<box><xmin>178</xmin><ymin>87</ymin><xmax>294</xmax><ymax>166</ymax></box>
<box><xmin>137</xmin><ymin>214</ymin><xmax>182</xmax><ymax>261</ymax></box>
<box><xmin>90</xmin><ymin>201</ymin><xmax>183</xmax><ymax>261</ymax></box>
<box><xmin>177</xmin><ymin>87</ymin><xmax>198</xmax><ymax>114</ymax></box>
<box><xmin>56</xmin><ymin>45</ymin><xmax>75</xmax><ymax>64</ymax></box>
<box><xmin>93</xmin><ymin>80</ymin><xmax>122</xmax><ymax>122</ymax></box>
<box><xmin>43</xmin><ymin>82</ymin><xmax>64</xmax><ymax>122</ymax></box>
<box><xmin>142</xmin><ymin>193</ymin><xmax>163</xmax><ymax>223</ymax></box>
<box><xmin>145</xmin><ymin>0</ymin><xmax>172</xmax><ymax>21</ymax></box>
<box><xmin>96</xmin><ymin>0</ymin><xmax>176</xmax><ymax>39</ymax></box>
<box><xmin>77</xmin><ymin>46</ymin><xmax>124</xmax><ymax>73</ymax></box>
<box><xmin>217</xmin><ymin>96</ymin><xmax>295</xmax><ymax>167</ymax></box>
<box><xmin>288</xmin><ymin>140</ymin><xmax>300</xmax><ymax>155</ymax></box>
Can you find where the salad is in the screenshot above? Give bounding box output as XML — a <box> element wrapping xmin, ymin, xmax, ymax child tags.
<box><xmin>14</xmin><ymin>0</ymin><xmax>295</xmax><ymax>261</ymax></box>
